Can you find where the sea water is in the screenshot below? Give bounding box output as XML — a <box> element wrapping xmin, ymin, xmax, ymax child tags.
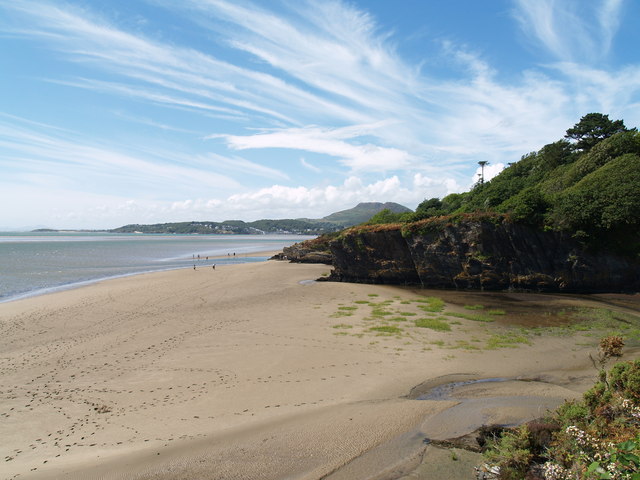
<box><xmin>0</xmin><ymin>232</ymin><xmax>312</xmax><ymax>303</ymax></box>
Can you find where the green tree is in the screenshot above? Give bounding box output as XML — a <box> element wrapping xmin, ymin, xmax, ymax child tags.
<box><xmin>441</xmin><ymin>193</ymin><xmax>466</xmax><ymax>213</ymax></box>
<box><xmin>553</xmin><ymin>153</ymin><xmax>640</xmax><ymax>253</ymax></box>
<box><xmin>565</xmin><ymin>113</ymin><xmax>628</xmax><ymax>151</ymax></box>
<box><xmin>366</xmin><ymin>209</ymin><xmax>404</xmax><ymax>225</ymax></box>
<box><xmin>416</xmin><ymin>197</ymin><xmax>443</xmax><ymax>216</ymax></box>
<box><xmin>500</xmin><ymin>186</ymin><xmax>549</xmax><ymax>225</ymax></box>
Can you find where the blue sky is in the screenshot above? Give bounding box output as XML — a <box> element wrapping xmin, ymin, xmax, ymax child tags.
<box><xmin>1</xmin><ymin>0</ymin><xmax>639</xmax><ymax>229</ymax></box>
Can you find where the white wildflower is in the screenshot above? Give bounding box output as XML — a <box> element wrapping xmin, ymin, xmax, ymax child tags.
<box><xmin>542</xmin><ymin>461</ymin><xmax>569</xmax><ymax>480</ymax></box>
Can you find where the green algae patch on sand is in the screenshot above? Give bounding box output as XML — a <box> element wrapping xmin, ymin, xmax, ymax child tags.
<box><xmin>369</xmin><ymin>325</ymin><xmax>403</xmax><ymax>335</ymax></box>
<box><xmin>323</xmin><ymin>291</ymin><xmax>598</xmax><ymax>351</ymax></box>
<box><xmin>415</xmin><ymin>317</ymin><xmax>451</xmax><ymax>332</ymax></box>
<box><xmin>416</xmin><ymin>296</ymin><xmax>446</xmax><ymax>313</ymax></box>
<box><xmin>533</xmin><ymin>307</ymin><xmax>640</xmax><ymax>344</ymax></box>
<box><xmin>330</xmin><ymin>311</ymin><xmax>354</xmax><ymax>318</ymax></box>
<box><xmin>485</xmin><ymin>331</ymin><xmax>532</xmax><ymax>349</ymax></box>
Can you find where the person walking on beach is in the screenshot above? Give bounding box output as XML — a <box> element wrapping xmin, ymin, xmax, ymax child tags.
<box><xmin>212</xmin><ymin>264</ymin><xmax>215</xmax><ymax>270</ymax></box>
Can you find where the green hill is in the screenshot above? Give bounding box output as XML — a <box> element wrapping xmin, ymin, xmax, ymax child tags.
<box><xmin>370</xmin><ymin>113</ymin><xmax>640</xmax><ymax>257</ymax></box>
<box><xmin>321</xmin><ymin>202</ymin><xmax>411</xmax><ymax>226</ymax></box>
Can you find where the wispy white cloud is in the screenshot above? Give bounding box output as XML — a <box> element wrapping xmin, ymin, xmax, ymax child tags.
<box><xmin>300</xmin><ymin>157</ymin><xmax>321</xmax><ymax>173</ymax></box>
<box><xmin>181</xmin><ymin>0</ymin><xmax>414</xmax><ymax>108</ymax></box>
<box><xmin>0</xmin><ymin>115</ymin><xmax>241</xmax><ymax>197</ymax></box>
<box><xmin>111</xmin><ymin>111</ymin><xmax>204</xmax><ymax>135</ymax></box>
<box><xmin>513</xmin><ymin>0</ymin><xmax>624</xmax><ymax>62</ymax></box>
<box><xmin>4</xmin><ymin>0</ymin><xmax>634</xmax><ymax>175</ymax></box>
<box><xmin>551</xmin><ymin>62</ymin><xmax>640</xmax><ymax>119</ymax></box>
<box><xmin>1</xmin><ymin>1</ymin><xmax>357</xmax><ymax>127</ymax></box>
<box><xmin>202</xmin><ymin>153</ymin><xmax>290</xmax><ymax>181</ymax></box>
<box><xmin>214</xmin><ymin>124</ymin><xmax>415</xmax><ymax>172</ymax></box>
<box><xmin>599</xmin><ymin>0</ymin><xmax>624</xmax><ymax>53</ymax></box>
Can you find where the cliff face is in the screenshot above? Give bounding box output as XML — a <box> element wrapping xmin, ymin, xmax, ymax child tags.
<box><xmin>327</xmin><ymin>220</ymin><xmax>640</xmax><ymax>293</ymax></box>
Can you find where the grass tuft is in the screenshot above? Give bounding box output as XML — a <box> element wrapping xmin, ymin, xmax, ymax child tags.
<box><xmin>447</xmin><ymin>312</ymin><xmax>495</xmax><ymax>323</ymax></box>
<box><xmin>330</xmin><ymin>311</ymin><xmax>354</xmax><ymax>318</ymax></box>
<box><xmin>369</xmin><ymin>325</ymin><xmax>403</xmax><ymax>335</ymax></box>
<box><xmin>416</xmin><ymin>297</ymin><xmax>445</xmax><ymax>313</ymax></box>
<box><xmin>415</xmin><ymin>317</ymin><xmax>451</xmax><ymax>331</ymax></box>
<box><xmin>485</xmin><ymin>332</ymin><xmax>531</xmax><ymax>349</ymax></box>
<box><xmin>464</xmin><ymin>304</ymin><xmax>485</xmax><ymax>310</ymax></box>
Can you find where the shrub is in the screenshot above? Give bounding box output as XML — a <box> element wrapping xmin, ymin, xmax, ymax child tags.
<box><xmin>485</xmin><ymin>425</ymin><xmax>534</xmax><ymax>480</ymax></box>
<box><xmin>481</xmin><ymin>356</ymin><xmax>640</xmax><ymax>478</ymax></box>
<box><xmin>609</xmin><ymin>361</ymin><xmax>640</xmax><ymax>402</ymax></box>
<box><xmin>601</xmin><ymin>335</ymin><xmax>625</xmax><ymax>358</ymax></box>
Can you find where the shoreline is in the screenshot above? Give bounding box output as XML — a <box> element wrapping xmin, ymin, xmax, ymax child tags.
<box><xmin>1</xmin><ymin>260</ymin><xmax>638</xmax><ymax>479</ymax></box>
<box><xmin>0</xmin><ymin>250</ymin><xmax>279</xmax><ymax>305</ymax></box>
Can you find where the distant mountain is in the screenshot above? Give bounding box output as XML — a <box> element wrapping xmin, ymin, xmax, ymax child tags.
<box><xmin>321</xmin><ymin>202</ymin><xmax>411</xmax><ymax>227</ymax></box>
<box><xmin>106</xmin><ymin>202</ymin><xmax>412</xmax><ymax>235</ymax></box>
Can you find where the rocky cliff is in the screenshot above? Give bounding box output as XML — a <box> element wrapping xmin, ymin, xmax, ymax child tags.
<box><xmin>326</xmin><ymin>216</ymin><xmax>640</xmax><ymax>293</ymax></box>
<box><xmin>271</xmin><ymin>235</ymin><xmax>333</xmax><ymax>264</ymax></box>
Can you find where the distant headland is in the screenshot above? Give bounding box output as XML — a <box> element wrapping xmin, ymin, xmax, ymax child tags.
<box><xmin>32</xmin><ymin>202</ymin><xmax>411</xmax><ymax>235</ymax></box>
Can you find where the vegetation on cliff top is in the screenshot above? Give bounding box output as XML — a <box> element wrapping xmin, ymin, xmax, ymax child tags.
<box><xmin>365</xmin><ymin>113</ymin><xmax>640</xmax><ymax>257</ymax></box>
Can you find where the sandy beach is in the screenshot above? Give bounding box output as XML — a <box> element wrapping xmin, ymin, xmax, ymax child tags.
<box><xmin>1</xmin><ymin>260</ymin><xmax>638</xmax><ymax>480</ymax></box>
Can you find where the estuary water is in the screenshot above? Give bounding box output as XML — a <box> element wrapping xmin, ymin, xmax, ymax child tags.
<box><xmin>0</xmin><ymin>232</ymin><xmax>311</xmax><ymax>303</ymax></box>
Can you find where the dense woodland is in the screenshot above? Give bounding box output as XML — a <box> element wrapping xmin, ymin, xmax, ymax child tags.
<box><xmin>367</xmin><ymin>113</ymin><xmax>640</xmax><ymax>258</ymax></box>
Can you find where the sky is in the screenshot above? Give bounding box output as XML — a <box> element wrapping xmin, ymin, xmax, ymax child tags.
<box><xmin>1</xmin><ymin>0</ymin><xmax>639</xmax><ymax>230</ymax></box>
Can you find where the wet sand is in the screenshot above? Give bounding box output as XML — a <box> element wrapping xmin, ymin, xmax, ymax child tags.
<box><xmin>1</xmin><ymin>260</ymin><xmax>638</xmax><ymax>480</ymax></box>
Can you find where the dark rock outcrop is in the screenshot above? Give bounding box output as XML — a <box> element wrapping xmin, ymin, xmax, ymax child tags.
<box><xmin>271</xmin><ymin>238</ymin><xmax>333</xmax><ymax>264</ymax></box>
<box><xmin>327</xmin><ymin>218</ymin><xmax>640</xmax><ymax>293</ymax></box>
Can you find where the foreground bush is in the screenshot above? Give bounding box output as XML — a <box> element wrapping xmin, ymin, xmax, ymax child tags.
<box><xmin>482</xmin><ymin>355</ymin><xmax>640</xmax><ymax>479</ymax></box>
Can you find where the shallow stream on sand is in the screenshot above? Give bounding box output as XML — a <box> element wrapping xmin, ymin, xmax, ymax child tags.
<box><xmin>324</xmin><ymin>375</ymin><xmax>576</xmax><ymax>480</ymax></box>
